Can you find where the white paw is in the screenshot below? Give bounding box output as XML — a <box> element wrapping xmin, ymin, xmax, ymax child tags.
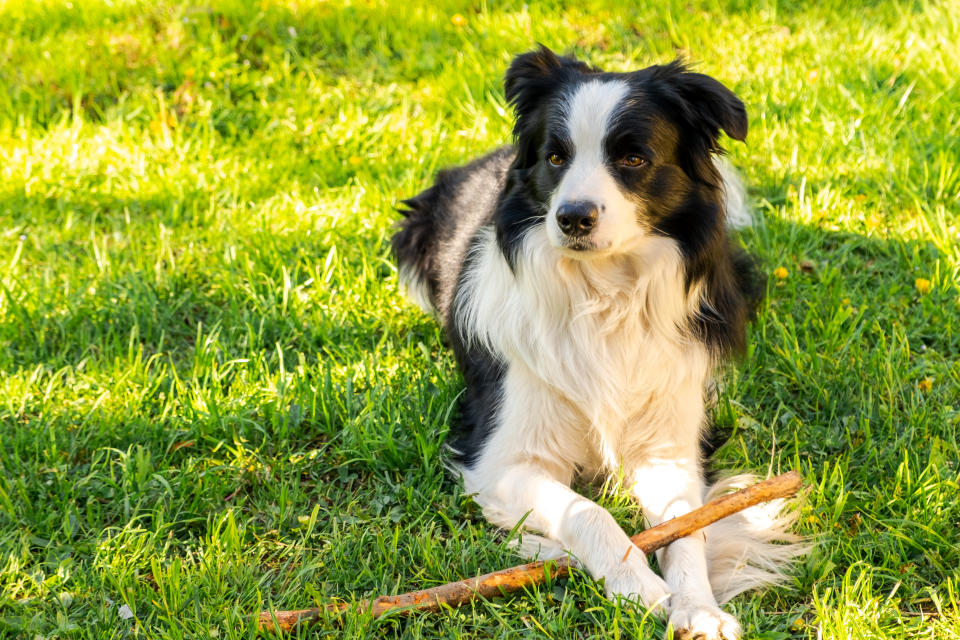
<box><xmin>602</xmin><ymin>554</ymin><xmax>672</xmax><ymax>614</ymax></box>
<box><xmin>667</xmin><ymin>600</ymin><xmax>741</xmax><ymax>640</ymax></box>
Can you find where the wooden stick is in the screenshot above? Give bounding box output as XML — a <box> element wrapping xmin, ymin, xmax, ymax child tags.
<box><xmin>258</xmin><ymin>470</ymin><xmax>802</xmax><ymax>632</ymax></box>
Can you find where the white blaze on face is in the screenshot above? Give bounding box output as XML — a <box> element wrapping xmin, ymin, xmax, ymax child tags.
<box><xmin>547</xmin><ymin>79</ymin><xmax>644</xmax><ymax>254</ymax></box>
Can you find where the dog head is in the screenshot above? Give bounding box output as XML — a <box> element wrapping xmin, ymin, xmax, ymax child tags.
<box><xmin>498</xmin><ymin>46</ymin><xmax>747</xmax><ymax>261</ymax></box>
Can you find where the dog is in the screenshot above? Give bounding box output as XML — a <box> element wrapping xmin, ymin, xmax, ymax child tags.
<box><xmin>392</xmin><ymin>46</ymin><xmax>803</xmax><ymax>639</ymax></box>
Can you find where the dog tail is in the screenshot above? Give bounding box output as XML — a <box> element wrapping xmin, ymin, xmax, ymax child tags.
<box><xmin>392</xmin><ymin>186</ymin><xmax>442</xmax><ymax>314</ymax></box>
<box><xmin>716</xmin><ymin>157</ymin><xmax>753</xmax><ymax>230</ymax></box>
<box><xmin>393</xmin><ymin>147</ymin><xmax>515</xmax><ymax>318</ymax></box>
<box><xmin>509</xmin><ymin>475</ymin><xmax>806</xmax><ymax>604</ymax></box>
<box><xmin>703</xmin><ymin>474</ymin><xmax>808</xmax><ymax>603</ymax></box>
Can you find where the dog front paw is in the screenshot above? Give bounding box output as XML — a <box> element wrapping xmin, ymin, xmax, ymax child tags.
<box><xmin>667</xmin><ymin>599</ymin><xmax>741</xmax><ymax>640</ymax></box>
<box><xmin>602</xmin><ymin>555</ymin><xmax>671</xmax><ymax>614</ymax></box>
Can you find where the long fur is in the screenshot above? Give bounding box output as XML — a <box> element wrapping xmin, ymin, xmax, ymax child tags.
<box><xmin>393</xmin><ymin>46</ymin><xmax>803</xmax><ymax>639</ymax></box>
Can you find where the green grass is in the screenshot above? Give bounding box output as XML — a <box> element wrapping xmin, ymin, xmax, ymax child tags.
<box><xmin>1</xmin><ymin>0</ymin><xmax>958</xmax><ymax>637</ymax></box>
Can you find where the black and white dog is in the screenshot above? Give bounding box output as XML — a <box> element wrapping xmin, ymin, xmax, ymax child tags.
<box><xmin>393</xmin><ymin>47</ymin><xmax>802</xmax><ymax>639</ymax></box>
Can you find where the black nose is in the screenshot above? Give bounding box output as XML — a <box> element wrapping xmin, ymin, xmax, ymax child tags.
<box><xmin>556</xmin><ymin>201</ymin><xmax>599</xmax><ymax>237</ymax></box>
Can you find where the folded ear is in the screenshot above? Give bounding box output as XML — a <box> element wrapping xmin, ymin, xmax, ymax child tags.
<box><xmin>504</xmin><ymin>46</ymin><xmax>595</xmax><ymax>168</ymax></box>
<box><xmin>505</xmin><ymin>46</ymin><xmax>563</xmax><ymax>117</ymax></box>
<box><xmin>671</xmin><ymin>69</ymin><xmax>748</xmax><ymax>142</ymax></box>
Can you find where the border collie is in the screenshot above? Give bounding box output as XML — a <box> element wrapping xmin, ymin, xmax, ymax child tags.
<box><xmin>393</xmin><ymin>47</ymin><xmax>803</xmax><ymax>639</ymax></box>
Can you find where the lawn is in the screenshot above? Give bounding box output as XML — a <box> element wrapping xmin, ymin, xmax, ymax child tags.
<box><xmin>1</xmin><ymin>0</ymin><xmax>958</xmax><ymax>637</ymax></box>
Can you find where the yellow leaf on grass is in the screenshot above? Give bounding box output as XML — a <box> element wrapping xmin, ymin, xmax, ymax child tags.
<box><xmin>149</xmin><ymin>112</ymin><xmax>176</xmax><ymax>134</ymax></box>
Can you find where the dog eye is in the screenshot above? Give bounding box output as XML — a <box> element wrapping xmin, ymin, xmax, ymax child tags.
<box><xmin>621</xmin><ymin>155</ymin><xmax>646</xmax><ymax>167</ymax></box>
<box><xmin>547</xmin><ymin>153</ymin><xmax>565</xmax><ymax>167</ymax></box>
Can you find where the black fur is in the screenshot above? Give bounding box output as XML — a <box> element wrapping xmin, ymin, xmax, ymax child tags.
<box><xmin>392</xmin><ymin>47</ymin><xmax>763</xmax><ymax>466</ymax></box>
<box><xmin>392</xmin><ymin>147</ymin><xmax>514</xmax><ymax>318</ymax></box>
<box><xmin>504</xmin><ymin>46</ymin><xmax>598</xmax><ymax>170</ymax></box>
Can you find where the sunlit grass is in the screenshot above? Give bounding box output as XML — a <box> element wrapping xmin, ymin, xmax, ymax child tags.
<box><xmin>0</xmin><ymin>0</ymin><xmax>958</xmax><ymax>637</ymax></box>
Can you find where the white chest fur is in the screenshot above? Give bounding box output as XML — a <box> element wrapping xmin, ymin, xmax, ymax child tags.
<box><xmin>455</xmin><ymin>227</ymin><xmax>712</xmax><ymax>468</ymax></box>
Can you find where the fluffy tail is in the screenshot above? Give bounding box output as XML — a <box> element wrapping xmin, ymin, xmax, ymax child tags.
<box><xmin>392</xmin><ymin>186</ymin><xmax>441</xmax><ymax>314</ymax></box>
<box><xmin>716</xmin><ymin>157</ymin><xmax>754</xmax><ymax>230</ymax></box>
<box><xmin>704</xmin><ymin>474</ymin><xmax>808</xmax><ymax>603</ymax></box>
<box><xmin>511</xmin><ymin>474</ymin><xmax>806</xmax><ymax>604</ymax></box>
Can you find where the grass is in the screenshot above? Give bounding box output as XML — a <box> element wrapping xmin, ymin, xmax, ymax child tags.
<box><xmin>0</xmin><ymin>0</ymin><xmax>958</xmax><ymax>637</ymax></box>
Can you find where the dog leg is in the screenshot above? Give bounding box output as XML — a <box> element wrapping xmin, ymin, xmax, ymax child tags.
<box><xmin>465</xmin><ymin>459</ymin><xmax>671</xmax><ymax>611</ymax></box>
<box><xmin>459</xmin><ymin>366</ymin><xmax>670</xmax><ymax>612</ymax></box>
<box><xmin>632</xmin><ymin>460</ymin><xmax>741</xmax><ymax>640</ymax></box>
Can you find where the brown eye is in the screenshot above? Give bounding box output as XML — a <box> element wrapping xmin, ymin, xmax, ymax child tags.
<box><xmin>548</xmin><ymin>153</ymin><xmax>565</xmax><ymax>167</ymax></box>
<box><xmin>622</xmin><ymin>155</ymin><xmax>646</xmax><ymax>167</ymax></box>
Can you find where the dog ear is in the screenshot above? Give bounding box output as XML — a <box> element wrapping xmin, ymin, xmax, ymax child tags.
<box><xmin>645</xmin><ymin>62</ymin><xmax>747</xmax><ymax>186</ymax></box>
<box><xmin>504</xmin><ymin>46</ymin><xmax>564</xmax><ymax>118</ymax></box>
<box><xmin>505</xmin><ymin>45</ymin><xmax>596</xmax><ymax>116</ymax></box>
<box><xmin>504</xmin><ymin>46</ymin><xmax>595</xmax><ymax>168</ymax></box>
<box><xmin>669</xmin><ymin>66</ymin><xmax>748</xmax><ymax>142</ymax></box>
